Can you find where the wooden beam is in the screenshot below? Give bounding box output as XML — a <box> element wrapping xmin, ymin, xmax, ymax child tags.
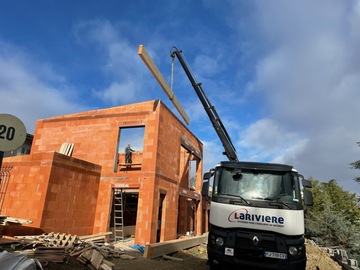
<box><xmin>143</xmin><ymin>234</ymin><xmax>208</xmax><ymax>259</ymax></box>
<box><xmin>138</xmin><ymin>45</ymin><xmax>190</xmax><ymax>125</ymax></box>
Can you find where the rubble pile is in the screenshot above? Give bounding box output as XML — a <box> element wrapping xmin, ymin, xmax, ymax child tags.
<box><xmin>0</xmin><ymin>232</ymin><xmax>135</xmax><ymax>270</ymax></box>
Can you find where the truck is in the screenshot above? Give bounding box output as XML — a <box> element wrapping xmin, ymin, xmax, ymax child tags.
<box><xmin>170</xmin><ymin>47</ymin><xmax>314</xmax><ymax>270</ymax></box>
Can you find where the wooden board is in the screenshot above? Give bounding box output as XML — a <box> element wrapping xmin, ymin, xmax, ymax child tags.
<box><xmin>90</xmin><ymin>249</ymin><xmax>104</xmax><ymax>269</ymax></box>
<box><xmin>118</xmin><ymin>163</ymin><xmax>142</xmax><ymax>166</ymax></box>
<box><xmin>78</xmin><ymin>232</ymin><xmax>112</xmax><ymax>241</ymax></box>
<box><xmin>138</xmin><ymin>45</ymin><xmax>190</xmax><ymax>125</ymax></box>
<box><xmin>143</xmin><ymin>234</ymin><xmax>208</xmax><ymax>259</ymax></box>
<box><xmin>0</xmin><ymin>235</ymin><xmax>19</xmax><ymax>245</ymax></box>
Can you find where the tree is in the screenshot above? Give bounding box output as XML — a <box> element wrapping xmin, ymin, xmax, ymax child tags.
<box><xmin>350</xmin><ymin>142</ymin><xmax>360</xmax><ymax>183</ymax></box>
<box><xmin>306</xmin><ymin>204</ymin><xmax>358</xmax><ymax>249</ymax></box>
<box><xmin>306</xmin><ymin>179</ymin><xmax>360</xmax><ymax>223</ymax></box>
<box><xmin>305</xmin><ymin>179</ymin><xmax>360</xmax><ymax>258</ymax></box>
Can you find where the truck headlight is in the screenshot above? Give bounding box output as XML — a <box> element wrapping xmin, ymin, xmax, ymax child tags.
<box><xmin>289</xmin><ymin>246</ymin><xmax>298</xmax><ymax>256</ymax></box>
<box><xmin>215</xmin><ymin>237</ymin><xmax>224</xmax><ymax>246</ymax></box>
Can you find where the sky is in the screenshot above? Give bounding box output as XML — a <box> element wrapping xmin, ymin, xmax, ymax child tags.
<box><xmin>1</xmin><ymin>0</ymin><xmax>360</xmax><ymax>195</ymax></box>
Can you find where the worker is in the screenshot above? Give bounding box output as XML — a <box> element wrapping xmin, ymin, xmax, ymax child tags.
<box><xmin>125</xmin><ymin>144</ymin><xmax>135</xmax><ymax>164</ymax></box>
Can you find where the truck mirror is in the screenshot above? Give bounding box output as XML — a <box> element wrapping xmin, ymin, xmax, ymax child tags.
<box><xmin>202</xmin><ymin>181</ymin><xmax>210</xmax><ymax>197</ymax></box>
<box><xmin>303</xmin><ymin>189</ymin><xmax>314</xmax><ymax>206</ymax></box>
<box><xmin>203</xmin><ymin>171</ymin><xmax>213</xmax><ymax>180</ymax></box>
<box><xmin>302</xmin><ymin>178</ymin><xmax>312</xmax><ymax>188</ymax></box>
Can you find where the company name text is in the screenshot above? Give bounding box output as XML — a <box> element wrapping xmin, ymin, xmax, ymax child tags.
<box><xmin>234</xmin><ymin>212</ymin><xmax>284</xmax><ymax>224</ymax></box>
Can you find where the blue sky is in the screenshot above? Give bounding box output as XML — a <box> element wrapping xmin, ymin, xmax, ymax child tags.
<box><xmin>1</xmin><ymin>0</ymin><xmax>360</xmax><ymax>194</ymax></box>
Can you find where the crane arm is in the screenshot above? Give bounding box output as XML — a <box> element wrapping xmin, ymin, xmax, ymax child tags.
<box><xmin>171</xmin><ymin>47</ymin><xmax>238</xmax><ymax>161</ymax></box>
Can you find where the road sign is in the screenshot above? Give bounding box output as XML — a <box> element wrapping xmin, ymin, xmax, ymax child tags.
<box><xmin>0</xmin><ymin>114</ymin><xmax>27</xmax><ymax>152</ymax></box>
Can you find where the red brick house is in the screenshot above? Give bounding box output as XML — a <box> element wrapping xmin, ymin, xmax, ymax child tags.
<box><xmin>1</xmin><ymin>100</ymin><xmax>208</xmax><ymax>245</ymax></box>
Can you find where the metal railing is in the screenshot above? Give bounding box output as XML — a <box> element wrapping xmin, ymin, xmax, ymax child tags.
<box><xmin>0</xmin><ymin>165</ymin><xmax>13</xmax><ymax>214</ymax></box>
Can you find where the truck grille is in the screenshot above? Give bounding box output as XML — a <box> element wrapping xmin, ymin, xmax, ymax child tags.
<box><xmin>262</xmin><ymin>240</ymin><xmax>277</xmax><ymax>251</ymax></box>
<box><xmin>235</xmin><ymin>232</ymin><xmax>279</xmax><ymax>252</ymax></box>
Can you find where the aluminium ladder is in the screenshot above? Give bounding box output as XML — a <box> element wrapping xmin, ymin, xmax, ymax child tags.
<box><xmin>113</xmin><ymin>191</ymin><xmax>124</xmax><ymax>242</ymax></box>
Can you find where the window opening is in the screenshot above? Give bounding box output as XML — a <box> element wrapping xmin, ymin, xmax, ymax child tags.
<box><xmin>114</xmin><ymin>126</ymin><xmax>145</xmax><ymax>172</ymax></box>
<box><xmin>189</xmin><ymin>160</ymin><xmax>197</xmax><ymax>190</ymax></box>
<box><xmin>179</xmin><ymin>145</ymin><xmax>199</xmax><ymax>190</ymax></box>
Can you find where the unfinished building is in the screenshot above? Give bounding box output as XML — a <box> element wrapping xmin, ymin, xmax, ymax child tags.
<box><xmin>0</xmin><ymin>100</ymin><xmax>207</xmax><ymax>245</ymax></box>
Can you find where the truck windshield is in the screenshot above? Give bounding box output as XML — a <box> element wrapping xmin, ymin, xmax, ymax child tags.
<box><xmin>212</xmin><ymin>167</ymin><xmax>301</xmax><ymax>204</ymax></box>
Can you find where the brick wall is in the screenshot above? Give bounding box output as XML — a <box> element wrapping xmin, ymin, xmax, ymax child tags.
<box><xmin>1</xmin><ymin>152</ymin><xmax>101</xmax><ymax>235</ymax></box>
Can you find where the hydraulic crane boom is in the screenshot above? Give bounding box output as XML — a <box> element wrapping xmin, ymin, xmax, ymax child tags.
<box><xmin>170</xmin><ymin>47</ymin><xmax>238</xmax><ymax>161</ymax></box>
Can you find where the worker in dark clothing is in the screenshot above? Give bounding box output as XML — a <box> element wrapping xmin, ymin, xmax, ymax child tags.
<box><xmin>125</xmin><ymin>144</ymin><xmax>135</xmax><ymax>164</ymax></box>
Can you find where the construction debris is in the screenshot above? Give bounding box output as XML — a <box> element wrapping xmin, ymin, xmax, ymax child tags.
<box><xmin>78</xmin><ymin>232</ymin><xmax>113</xmax><ymax>243</ymax></box>
<box><xmin>16</xmin><ymin>232</ymin><xmax>78</xmax><ymax>249</ymax></box>
<box><xmin>0</xmin><ymin>216</ymin><xmax>33</xmax><ymax>225</ymax></box>
<box><xmin>23</xmin><ymin>246</ymin><xmax>66</xmax><ymax>263</ymax></box>
<box><xmin>0</xmin><ymin>231</ymin><xmax>137</xmax><ymax>269</ymax></box>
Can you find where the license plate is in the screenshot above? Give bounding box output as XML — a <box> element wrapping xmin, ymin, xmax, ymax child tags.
<box><xmin>264</xmin><ymin>251</ymin><xmax>287</xmax><ymax>260</ymax></box>
<box><xmin>224</xmin><ymin>247</ymin><xmax>234</xmax><ymax>256</ymax></box>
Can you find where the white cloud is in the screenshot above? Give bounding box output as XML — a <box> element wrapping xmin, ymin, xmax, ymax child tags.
<box><xmin>202</xmin><ymin>139</ymin><xmax>225</xmax><ymax>172</ymax></box>
<box><xmin>238</xmin><ymin>118</ymin><xmax>307</xmax><ymax>162</ymax></box>
<box><xmin>0</xmin><ymin>41</ymin><xmax>88</xmax><ymax>133</ymax></box>
<box><xmin>73</xmin><ymin>20</ymin><xmax>152</xmax><ymax>105</ymax></box>
<box><xmin>193</xmin><ymin>54</ymin><xmax>222</xmax><ymax>77</ymax></box>
<box><xmin>93</xmin><ymin>81</ymin><xmax>137</xmax><ymax>104</ymax></box>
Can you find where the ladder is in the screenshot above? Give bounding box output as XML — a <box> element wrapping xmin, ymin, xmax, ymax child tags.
<box><xmin>113</xmin><ymin>191</ymin><xmax>124</xmax><ymax>242</ymax></box>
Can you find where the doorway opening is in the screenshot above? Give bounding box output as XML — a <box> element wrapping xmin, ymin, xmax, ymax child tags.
<box><xmin>157</xmin><ymin>193</ymin><xmax>166</xmax><ymax>242</ymax></box>
<box><xmin>110</xmin><ymin>189</ymin><xmax>139</xmax><ymax>241</ymax></box>
<box><xmin>177</xmin><ymin>196</ymin><xmax>198</xmax><ymax>237</ymax></box>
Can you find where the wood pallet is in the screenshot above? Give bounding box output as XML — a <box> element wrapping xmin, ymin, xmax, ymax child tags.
<box><xmin>10</xmin><ymin>231</ymin><xmax>139</xmax><ymax>268</ymax></box>
<box><xmin>16</xmin><ymin>232</ymin><xmax>78</xmax><ymax>249</ymax></box>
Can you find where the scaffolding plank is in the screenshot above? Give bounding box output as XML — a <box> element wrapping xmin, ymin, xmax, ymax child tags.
<box><xmin>143</xmin><ymin>234</ymin><xmax>208</xmax><ymax>259</ymax></box>
<box><xmin>118</xmin><ymin>163</ymin><xmax>142</xmax><ymax>166</ymax></box>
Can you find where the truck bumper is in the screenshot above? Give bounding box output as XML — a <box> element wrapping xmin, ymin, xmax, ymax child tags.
<box><xmin>207</xmin><ymin>227</ymin><xmax>307</xmax><ymax>270</ymax></box>
<box><xmin>208</xmin><ymin>247</ymin><xmax>306</xmax><ymax>270</ymax></box>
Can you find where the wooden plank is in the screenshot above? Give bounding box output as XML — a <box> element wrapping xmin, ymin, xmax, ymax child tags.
<box><xmin>67</xmin><ymin>235</ymin><xmax>78</xmax><ymax>248</ymax></box>
<box><xmin>0</xmin><ymin>235</ymin><xmax>19</xmax><ymax>244</ymax></box>
<box><xmin>143</xmin><ymin>234</ymin><xmax>208</xmax><ymax>259</ymax></box>
<box><xmin>70</xmin><ymin>246</ymin><xmax>92</xmax><ymax>257</ymax></box>
<box><xmin>90</xmin><ymin>249</ymin><xmax>104</xmax><ymax>269</ymax></box>
<box><xmin>78</xmin><ymin>232</ymin><xmax>112</xmax><ymax>241</ymax></box>
<box><xmin>138</xmin><ymin>45</ymin><xmax>190</xmax><ymax>125</ymax></box>
<box><xmin>118</xmin><ymin>163</ymin><xmax>142</xmax><ymax>166</ymax></box>
<box><xmin>34</xmin><ymin>246</ymin><xmax>65</xmax><ymax>263</ymax></box>
<box><xmin>101</xmin><ymin>259</ymin><xmax>115</xmax><ymax>268</ymax></box>
<box><xmin>99</xmin><ymin>264</ymin><xmax>112</xmax><ymax>270</ymax></box>
<box><xmin>3</xmin><ymin>217</ymin><xmax>33</xmax><ymax>224</ymax></box>
<box><xmin>163</xmin><ymin>254</ymin><xmax>183</xmax><ymax>261</ymax></box>
<box><xmin>59</xmin><ymin>143</ymin><xmax>67</xmax><ymax>154</ymax></box>
<box><xmin>68</xmin><ymin>143</ymin><xmax>74</xmax><ymax>156</ymax></box>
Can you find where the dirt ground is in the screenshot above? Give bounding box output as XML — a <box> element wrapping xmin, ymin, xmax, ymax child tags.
<box><xmin>41</xmin><ymin>242</ymin><xmax>342</xmax><ymax>270</ymax></box>
<box><xmin>305</xmin><ymin>244</ymin><xmax>342</xmax><ymax>270</ymax></box>
<box><xmin>42</xmin><ymin>244</ymin><xmax>209</xmax><ymax>270</ymax></box>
